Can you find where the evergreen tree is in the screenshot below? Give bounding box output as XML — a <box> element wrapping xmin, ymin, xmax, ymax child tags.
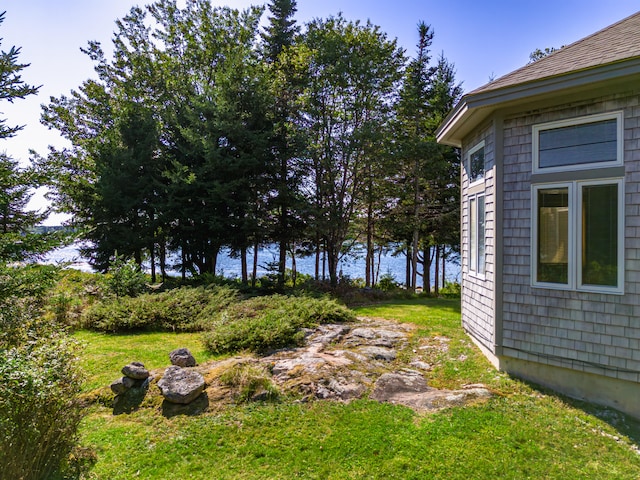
<box><xmin>392</xmin><ymin>23</ymin><xmax>461</xmax><ymax>291</ymax></box>
<box><xmin>262</xmin><ymin>0</ymin><xmax>307</xmax><ymax>288</ymax></box>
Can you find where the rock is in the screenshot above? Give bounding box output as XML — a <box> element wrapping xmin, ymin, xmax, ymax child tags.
<box><xmin>169</xmin><ymin>348</ymin><xmax>197</xmax><ymax>367</ymax></box>
<box><xmin>345</xmin><ymin>326</ymin><xmax>407</xmax><ymax>348</ymax></box>
<box><xmin>158</xmin><ymin>366</ymin><xmax>205</xmax><ymax>404</ymax></box>
<box><xmin>110</xmin><ymin>376</ymin><xmax>135</xmax><ymax>395</ymax></box>
<box><xmin>122</xmin><ymin>362</ymin><xmax>149</xmax><ymax>380</ymax></box>
<box><xmin>307</xmin><ymin>324</ymin><xmax>350</xmax><ymax>348</ymax></box>
<box><xmin>161</xmin><ymin>392</ymin><xmax>209</xmax><ymax>418</ymax></box>
<box><xmin>316</xmin><ymin>377</ymin><xmax>368</xmax><ymax>401</ymax></box>
<box><xmin>409</xmin><ymin>360</ymin><xmax>433</xmax><ymax>371</ymax></box>
<box><xmin>358</xmin><ymin>346</ymin><xmax>397</xmax><ymax>361</ymax></box>
<box><xmin>370</xmin><ymin>371</ymin><xmax>492</xmax><ymax>411</ymax></box>
<box><xmin>370</xmin><ymin>371</ymin><xmax>429</xmax><ymax>402</ymax></box>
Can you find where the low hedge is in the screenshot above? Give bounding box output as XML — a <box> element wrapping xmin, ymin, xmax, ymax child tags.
<box><xmin>81</xmin><ymin>285</ymin><xmax>239</xmax><ymax>332</ymax></box>
<box><xmin>202</xmin><ymin>295</ymin><xmax>355</xmax><ymax>354</ymax></box>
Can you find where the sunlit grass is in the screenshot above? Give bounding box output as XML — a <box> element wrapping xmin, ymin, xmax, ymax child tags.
<box><xmin>76</xmin><ymin>297</ymin><xmax>640</xmax><ymax>479</ymax></box>
<box><xmin>74</xmin><ymin>330</ymin><xmax>217</xmax><ymax>391</ymax></box>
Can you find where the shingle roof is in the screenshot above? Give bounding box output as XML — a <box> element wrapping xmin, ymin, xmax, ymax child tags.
<box><xmin>470</xmin><ymin>10</ymin><xmax>640</xmax><ymax>95</ymax></box>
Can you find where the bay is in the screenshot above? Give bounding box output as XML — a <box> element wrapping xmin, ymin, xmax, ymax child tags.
<box><xmin>44</xmin><ymin>243</ymin><xmax>461</xmax><ymax>288</ymax></box>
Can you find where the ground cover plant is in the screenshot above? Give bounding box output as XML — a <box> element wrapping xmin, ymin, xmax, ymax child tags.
<box><xmin>81</xmin><ymin>285</ymin><xmax>240</xmax><ymax>332</ymax></box>
<box><xmin>73</xmin><ymin>297</ymin><xmax>640</xmax><ymax>479</ymax></box>
<box><xmin>202</xmin><ymin>294</ymin><xmax>356</xmax><ymax>354</ymax></box>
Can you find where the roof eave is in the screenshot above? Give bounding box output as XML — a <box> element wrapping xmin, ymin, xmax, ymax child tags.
<box><xmin>436</xmin><ymin>57</ymin><xmax>640</xmax><ymax>148</ymax></box>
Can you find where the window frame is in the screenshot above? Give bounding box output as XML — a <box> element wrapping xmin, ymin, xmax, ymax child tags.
<box><xmin>532</xmin><ymin>111</ymin><xmax>623</xmax><ymax>175</ymax></box>
<box><xmin>468</xmin><ymin>192</ymin><xmax>486</xmax><ymax>278</ymax></box>
<box><xmin>531</xmin><ymin>178</ymin><xmax>624</xmax><ymax>295</ymax></box>
<box><xmin>467</xmin><ymin>140</ymin><xmax>486</xmax><ymax>186</ymax></box>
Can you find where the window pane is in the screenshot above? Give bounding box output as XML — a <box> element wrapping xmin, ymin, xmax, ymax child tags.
<box><xmin>470</xmin><ymin>197</ymin><xmax>476</xmax><ymax>271</ymax></box>
<box><xmin>582</xmin><ymin>184</ymin><xmax>618</xmax><ymax>287</ymax></box>
<box><xmin>469</xmin><ymin>147</ymin><xmax>484</xmax><ymax>182</ymax></box>
<box><xmin>478</xmin><ymin>196</ymin><xmax>485</xmax><ymax>274</ymax></box>
<box><xmin>537</xmin><ymin>188</ymin><xmax>569</xmax><ymax>284</ymax></box>
<box><xmin>539</xmin><ymin>119</ymin><xmax>617</xmax><ymax>169</ymax></box>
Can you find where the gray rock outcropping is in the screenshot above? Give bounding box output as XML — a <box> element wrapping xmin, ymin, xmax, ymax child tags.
<box><xmin>157</xmin><ymin>365</ymin><xmax>205</xmax><ymax>404</ymax></box>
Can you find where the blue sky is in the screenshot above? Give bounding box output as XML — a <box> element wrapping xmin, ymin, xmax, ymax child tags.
<box><xmin>1</xmin><ymin>1</ymin><xmax>639</xmax><ymax>220</ymax></box>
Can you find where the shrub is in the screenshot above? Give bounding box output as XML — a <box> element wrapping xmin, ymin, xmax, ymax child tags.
<box><xmin>377</xmin><ymin>272</ymin><xmax>399</xmax><ymax>291</ymax></box>
<box><xmin>439</xmin><ymin>281</ymin><xmax>461</xmax><ymax>298</ymax></box>
<box><xmin>0</xmin><ymin>333</ymin><xmax>85</xmax><ymax>480</ymax></box>
<box><xmin>0</xmin><ymin>264</ymin><xmax>59</xmax><ymax>346</ymax></box>
<box><xmin>103</xmin><ymin>255</ymin><xmax>147</xmax><ymax>298</ymax></box>
<box><xmin>202</xmin><ymin>295</ymin><xmax>355</xmax><ymax>355</ymax></box>
<box><xmin>81</xmin><ymin>285</ymin><xmax>239</xmax><ymax>332</ymax></box>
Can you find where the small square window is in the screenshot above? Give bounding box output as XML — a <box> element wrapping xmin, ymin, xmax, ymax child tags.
<box><xmin>467</xmin><ymin>141</ymin><xmax>485</xmax><ymax>184</ymax></box>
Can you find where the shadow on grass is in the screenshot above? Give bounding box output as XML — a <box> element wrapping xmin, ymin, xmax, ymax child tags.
<box><xmin>113</xmin><ymin>384</ymin><xmax>149</xmax><ymax>415</ymax></box>
<box><xmin>162</xmin><ymin>392</ymin><xmax>209</xmax><ymax>418</ymax></box>
<box><xmin>515</xmin><ymin>376</ymin><xmax>640</xmax><ymax>448</ymax></box>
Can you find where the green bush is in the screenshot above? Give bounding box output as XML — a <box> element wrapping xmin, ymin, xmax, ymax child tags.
<box><xmin>0</xmin><ymin>333</ymin><xmax>85</xmax><ymax>480</ymax></box>
<box><xmin>81</xmin><ymin>285</ymin><xmax>239</xmax><ymax>332</ymax></box>
<box><xmin>103</xmin><ymin>255</ymin><xmax>147</xmax><ymax>298</ymax></box>
<box><xmin>202</xmin><ymin>295</ymin><xmax>355</xmax><ymax>355</ymax></box>
<box><xmin>439</xmin><ymin>281</ymin><xmax>461</xmax><ymax>298</ymax></box>
<box><xmin>0</xmin><ymin>264</ymin><xmax>59</xmax><ymax>346</ymax></box>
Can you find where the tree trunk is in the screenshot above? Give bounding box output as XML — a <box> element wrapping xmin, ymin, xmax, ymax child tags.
<box><xmin>442</xmin><ymin>247</ymin><xmax>446</xmax><ymax>289</ymax></box>
<box><xmin>290</xmin><ymin>243</ymin><xmax>297</xmax><ymax>288</ymax></box>
<box><xmin>365</xmin><ymin>201</ymin><xmax>373</xmax><ymax>287</ymax></box>
<box><xmin>411</xmin><ymin>229</ymin><xmax>419</xmax><ymax>291</ymax></box>
<box><xmin>278</xmin><ymin>238</ymin><xmax>287</xmax><ymax>290</ymax></box>
<box><xmin>150</xmin><ymin>243</ymin><xmax>156</xmax><ymax>283</ymax></box>
<box><xmin>423</xmin><ymin>244</ymin><xmax>431</xmax><ymax>294</ymax></box>
<box><xmin>252</xmin><ymin>241</ymin><xmax>258</xmax><ymax>288</ymax></box>
<box><xmin>241</xmin><ymin>245</ymin><xmax>248</xmax><ymax>284</ymax></box>
<box><xmin>405</xmin><ymin>244</ymin><xmax>412</xmax><ymax>289</ymax></box>
<box><xmin>160</xmin><ymin>242</ymin><xmax>167</xmax><ymax>282</ymax></box>
<box><xmin>434</xmin><ymin>245</ymin><xmax>440</xmax><ymax>296</ymax></box>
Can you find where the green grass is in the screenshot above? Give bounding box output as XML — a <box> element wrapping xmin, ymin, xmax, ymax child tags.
<box><xmin>75</xmin><ymin>330</ymin><xmax>218</xmax><ymax>391</ymax></box>
<box><xmin>75</xmin><ymin>297</ymin><xmax>640</xmax><ymax>479</ymax></box>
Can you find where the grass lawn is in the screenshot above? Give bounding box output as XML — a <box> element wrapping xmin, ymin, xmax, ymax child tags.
<box><xmin>75</xmin><ymin>298</ymin><xmax>640</xmax><ymax>479</ymax></box>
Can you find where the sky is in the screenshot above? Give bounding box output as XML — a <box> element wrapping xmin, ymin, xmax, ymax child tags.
<box><xmin>1</xmin><ymin>0</ymin><xmax>639</xmax><ymax>223</ymax></box>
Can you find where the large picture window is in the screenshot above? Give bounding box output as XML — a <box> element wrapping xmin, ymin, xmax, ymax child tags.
<box><xmin>532</xmin><ymin>180</ymin><xmax>623</xmax><ymax>293</ymax></box>
<box><xmin>469</xmin><ymin>194</ymin><xmax>485</xmax><ymax>275</ymax></box>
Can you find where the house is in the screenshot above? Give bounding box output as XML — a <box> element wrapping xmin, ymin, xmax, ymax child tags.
<box><xmin>436</xmin><ymin>11</ymin><xmax>640</xmax><ymax>418</ymax></box>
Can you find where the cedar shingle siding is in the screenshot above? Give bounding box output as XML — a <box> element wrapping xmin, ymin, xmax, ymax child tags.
<box><xmin>500</xmin><ymin>93</ymin><xmax>640</xmax><ymax>384</ymax></box>
<box><xmin>439</xmin><ymin>12</ymin><xmax>640</xmax><ymax>417</ymax></box>
<box><xmin>461</xmin><ymin>123</ymin><xmax>495</xmax><ymax>352</ymax></box>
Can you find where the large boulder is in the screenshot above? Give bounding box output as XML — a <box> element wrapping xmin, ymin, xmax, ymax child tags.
<box><xmin>169</xmin><ymin>348</ymin><xmax>197</xmax><ymax>368</ymax></box>
<box><xmin>158</xmin><ymin>365</ymin><xmax>205</xmax><ymax>404</ymax></box>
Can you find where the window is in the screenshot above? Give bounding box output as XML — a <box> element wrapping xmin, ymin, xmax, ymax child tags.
<box><xmin>532</xmin><ymin>112</ymin><xmax>624</xmax><ymax>294</ymax></box>
<box><xmin>468</xmin><ymin>141</ymin><xmax>485</xmax><ymax>184</ymax></box>
<box><xmin>533</xmin><ymin>112</ymin><xmax>623</xmax><ymax>174</ymax></box>
<box><xmin>532</xmin><ymin>180</ymin><xmax>623</xmax><ymax>293</ymax></box>
<box><xmin>469</xmin><ymin>194</ymin><xmax>485</xmax><ymax>275</ymax></box>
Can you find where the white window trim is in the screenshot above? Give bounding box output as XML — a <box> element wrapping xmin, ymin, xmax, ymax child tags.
<box><xmin>531</xmin><ymin>182</ymin><xmax>575</xmax><ymax>291</ymax></box>
<box><xmin>531</xmin><ymin>178</ymin><xmax>624</xmax><ymax>295</ymax></box>
<box><xmin>468</xmin><ymin>192</ymin><xmax>486</xmax><ymax>279</ymax></box>
<box><xmin>467</xmin><ymin>140</ymin><xmax>485</xmax><ymax>188</ymax></box>
<box><xmin>532</xmin><ymin>111</ymin><xmax>623</xmax><ymax>175</ymax></box>
<box><xmin>576</xmin><ymin>178</ymin><xmax>625</xmax><ymax>294</ymax></box>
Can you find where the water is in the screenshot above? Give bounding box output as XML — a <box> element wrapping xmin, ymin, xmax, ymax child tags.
<box><xmin>44</xmin><ymin>243</ymin><xmax>460</xmax><ymax>288</ymax></box>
